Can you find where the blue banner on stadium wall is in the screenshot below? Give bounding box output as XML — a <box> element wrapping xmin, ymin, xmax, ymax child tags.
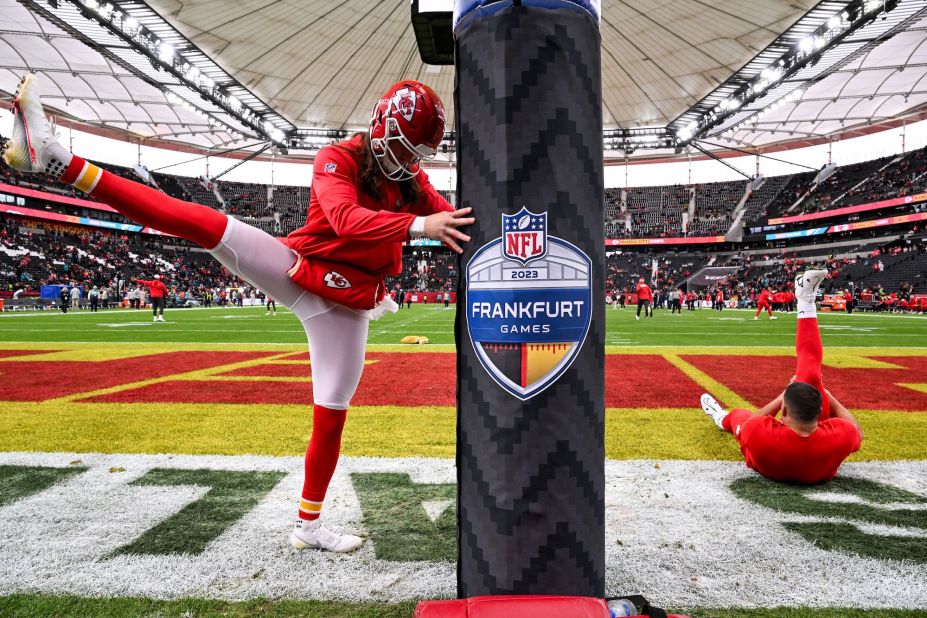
<box><xmin>765</xmin><ymin>227</ymin><xmax>828</xmax><ymax>240</ymax></box>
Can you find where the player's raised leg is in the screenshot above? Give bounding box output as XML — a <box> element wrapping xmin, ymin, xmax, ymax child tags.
<box><xmin>794</xmin><ymin>269</ymin><xmax>831</xmax><ymax>419</ymax></box>
<box><xmin>2</xmin><ymin>74</ymin><xmax>227</xmax><ymax>250</ymax></box>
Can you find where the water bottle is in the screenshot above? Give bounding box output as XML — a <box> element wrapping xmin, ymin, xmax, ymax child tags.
<box><xmin>607</xmin><ymin>598</ymin><xmax>639</xmax><ymax>617</ymax></box>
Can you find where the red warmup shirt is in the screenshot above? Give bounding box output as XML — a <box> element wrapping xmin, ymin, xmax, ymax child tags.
<box><xmin>137</xmin><ymin>279</ymin><xmax>167</xmax><ymax>298</ymax></box>
<box><xmin>636</xmin><ymin>283</ymin><xmax>652</xmax><ymax>301</ymax></box>
<box><xmin>284</xmin><ymin>135</ymin><xmax>453</xmax><ymax>277</ymax></box>
<box><xmin>758</xmin><ymin>289</ymin><xmax>771</xmax><ymax>305</ymax></box>
<box><xmin>734</xmin><ymin>414</ymin><xmax>862</xmax><ymax>484</ymax></box>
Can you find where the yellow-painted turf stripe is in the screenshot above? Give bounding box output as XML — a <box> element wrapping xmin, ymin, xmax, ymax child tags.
<box><xmin>41</xmin><ymin>351</ymin><xmax>301</xmax><ymax>404</ymax></box>
<box><xmin>0</xmin><ymin>403</ymin><xmax>922</xmax><ymax>461</ymax></box>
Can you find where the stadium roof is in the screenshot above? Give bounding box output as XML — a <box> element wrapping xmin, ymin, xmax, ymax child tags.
<box><xmin>1</xmin><ymin>0</ymin><xmax>927</xmax><ymax>159</ymax></box>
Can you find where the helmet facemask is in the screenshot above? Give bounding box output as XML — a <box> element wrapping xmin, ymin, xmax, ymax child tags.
<box><xmin>369</xmin><ymin>117</ymin><xmax>436</xmax><ymax>182</ymax></box>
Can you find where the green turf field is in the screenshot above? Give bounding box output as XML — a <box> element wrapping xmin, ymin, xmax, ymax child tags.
<box><xmin>0</xmin><ymin>304</ymin><xmax>923</xmax><ymax>346</ymax></box>
<box><xmin>1</xmin><ymin>304</ymin><xmax>925</xmax><ymax>617</ymax></box>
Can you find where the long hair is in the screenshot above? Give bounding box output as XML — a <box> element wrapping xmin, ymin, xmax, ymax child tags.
<box><xmin>338</xmin><ymin>132</ymin><xmax>421</xmax><ymax>205</ymax></box>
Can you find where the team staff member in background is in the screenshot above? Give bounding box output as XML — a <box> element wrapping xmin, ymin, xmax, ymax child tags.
<box><xmin>635</xmin><ymin>277</ymin><xmax>652</xmax><ymax>320</ymax></box>
<box><xmin>844</xmin><ymin>289</ymin><xmax>854</xmax><ymax>314</ymax></box>
<box><xmin>88</xmin><ymin>285</ymin><xmax>99</xmax><ymax>312</ymax></box>
<box><xmin>3</xmin><ymin>74</ymin><xmax>472</xmax><ymax>553</ymax></box>
<box><xmin>700</xmin><ymin>270</ymin><xmax>863</xmax><ymax>484</ymax></box>
<box><xmin>58</xmin><ymin>286</ymin><xmax>69</xmax><ymax>313</ymax></box>
<box><xmin>135</xmin><ymin>274</ymin><xmax>167</xmax><ymax>322</ymax></box>
<box><xmin>755</xmin><ymin>287</ymin><xmax>777</xmax><ymax>320</ymax></box>
<box><xmin>266</xmin><ymin>294</ymin><xmax>276</xmax><ymax>316</ymax></box>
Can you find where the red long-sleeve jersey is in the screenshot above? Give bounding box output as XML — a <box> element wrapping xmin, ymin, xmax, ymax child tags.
<box><xmin>136</xmin><ymin>279</ymin><xmax>167</xmax><ymax>298</ymax></box>
<box><xmin>635</xmin><ymin>283</ymin><xmax>652</xmax><ymax>301</ymax></box>
<box><xmin>284</xmin><ymin>135</ymin><xmax>453</xmax><ymax>276</ymax></box>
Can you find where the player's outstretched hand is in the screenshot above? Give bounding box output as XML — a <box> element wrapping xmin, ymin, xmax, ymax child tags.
<box><xmin>424</xmin><ymin>207</ymin><xmax>475</xmax><ymax>254</ymax></box>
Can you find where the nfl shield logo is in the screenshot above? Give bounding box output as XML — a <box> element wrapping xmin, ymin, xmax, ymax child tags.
<box><xmin>466</xmin><ymin>209</ymin><xmax>592</xmax><ymax>400</ymax></box>
<box><xmin>502</xmin><ymin>207</ymin><xmax>547</xmax><ymax>267</ymax></box>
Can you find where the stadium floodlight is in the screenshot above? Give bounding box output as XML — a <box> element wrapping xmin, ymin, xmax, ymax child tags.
<box><xmin>671</xmin><ymin>0</ymin><xmax>902</xmax><ymax>148</ymax></box>
<box><xmin>157</xmin><ymin>43</ymin><xmax>174</xmax><ymax>62</ymax></box>
<box><xmin>21</xmin><ymin>0</ymin><xmax>297</xmax><ymax>150</ymax></box>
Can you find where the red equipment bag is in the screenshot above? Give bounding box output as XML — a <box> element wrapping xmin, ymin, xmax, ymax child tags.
<box><xmin>414</xmin><ymin>595</ymin><xmax>691</xmax><ymax>618</ymax></box>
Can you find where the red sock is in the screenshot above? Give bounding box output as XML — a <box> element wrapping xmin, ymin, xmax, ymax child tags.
<box><xmin>298</xmin><ymin>405</ymin><xmax>347</xmax><ymax>521</ymax></box>
<box><xmin>60</xmin><ymin>155</ymin><xmax>227</xmax><ymax>249</ymax></box>
<box><xmin>795</xmin><ymin>317</ymin><xmax>831</xmax><ymax>419</ymax></box>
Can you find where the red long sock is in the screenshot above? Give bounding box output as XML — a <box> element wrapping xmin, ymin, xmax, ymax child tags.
<box><xmin>60</xmin><ymin>156</ymin><xmax>227</xmax><ymax>249</ymax></box>
<box><xmin>795</xmin><ymin>317</ymin><xmax>831</xmax><ymax>419</ymax></box>
<box><xmin>298</xmin><ymin>405</ymin><xmax>348</xmax><ymax>521</ymax></box>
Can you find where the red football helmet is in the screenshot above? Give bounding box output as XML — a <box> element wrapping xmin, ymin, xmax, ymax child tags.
<box><xmin>369</xmin><ymin>80</ymin><xmax>445</xmax><ymax>181</ymax></box>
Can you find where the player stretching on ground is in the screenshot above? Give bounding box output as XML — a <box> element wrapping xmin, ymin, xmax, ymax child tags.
<box><xmin>3</xmin><ymin>74</ymin><xmax>473</xmax><ymax>552</ymax></box>
<box><xmin>754</xmin><ymin>287</ymin><xmax>777</xmax><ymax>320</ymax></box>
<box><xmin>700</xmin><ymin>270</ymin><xmax>863</xmax><ymax>484</ymax></box>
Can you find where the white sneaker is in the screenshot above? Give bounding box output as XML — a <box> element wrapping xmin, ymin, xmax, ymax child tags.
<box><xmin>635</xmin><ymin>315</ymin><xmax>640</xmax><ymax>320</ymax></box>
<box><xmin>1</xmin><ymin>74</ymin><xmax>61</xmax><ymax>175</ymax></box>
<box><xmin>153</xmin><ymin>316</ymin><xmax>158</xmax><ymax>322</ymax></box>
<box><xmin>290</xmin><ymin>519</ymin><xmax>363</xmax><ymax>553</ymax></box>
<box><xmin>265</xmin><ymin>311</ymin><xmax>270</xmax><ymax>316</ymax></box>
<box><xmin>700</xmin><ymin>393</ymin><xmax>727</xmax><ymax>429</ymax></box>
<box><xmin>795</xmin><ymin>269</ymin><xmax>827</xmax><ymax>304</ymax></box>
<box><xmin>157</xmin><ymin>316</ymin><xmax>165</xmax><ymax>322</ymax></box>
<box><xmin>753</xmin><ymin>316</ymin><xmax>759</xmax><ymax>320</ymax></box>
<box><xmin>770</xmin><ymin>315</ymin><xmax>777</xmax><ymax>320</ymax></box>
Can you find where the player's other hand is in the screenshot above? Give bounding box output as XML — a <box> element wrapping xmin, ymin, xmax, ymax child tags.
<box><xmin>424</xmin><ymin>207</ymin><xmax>475</xmax><ymax>254</ymax></box>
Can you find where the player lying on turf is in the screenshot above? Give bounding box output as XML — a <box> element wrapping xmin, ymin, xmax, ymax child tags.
<box><xmin>700</xmin><ymin>270</ymin><xmax>864</xmax><ymax>484</ymax></box>
<box><xmin>2</xmin><ymin>74</ymin><xmax>474</xmax><ymax>552</ymax></box>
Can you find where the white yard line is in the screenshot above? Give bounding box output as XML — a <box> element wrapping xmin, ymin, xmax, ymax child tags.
<box><xmin>0</xmin><ymin>453</ymin><xmax>924</xmax><ymax>607</ymax></box>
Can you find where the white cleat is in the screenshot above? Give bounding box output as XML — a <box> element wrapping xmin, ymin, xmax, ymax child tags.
<box><xmin>754</xmin><ymin>316</ymin><xmax>759</xmax><ymax>320</ymax></box>
<box><xmin>157</xmin><ymin>315</ymin><xmax>165</xmax><ymax>322</ymax></box>
<box><xmin>795</xmin><ymin>269</ymin><xmax>827</xmax><ymax>304</ymax></box>
<box><xmin>770</xmin><ymin>315</ymin><xmax>777</xmax><ymax>320</ymax></box>
<box><xmin>2</xmin><ymin>73</ymin><xmax>58</xmax><ymax>174</ymax></box>
<box><xmin>700</xmin><ymin>393</ymin><xmax>727</xmax><ymax>430</ymax></box>
<box><xmin>290</xmin><ymin>519</ymin><xmax>364</xmax><ymax>553</ymax></box>
<box><xmin>153</xmin><ymin>316</ymin><xmax>158</xmax><ymax>322</ymax></box>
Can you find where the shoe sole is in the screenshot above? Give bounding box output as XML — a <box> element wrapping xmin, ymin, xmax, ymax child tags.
<box><xmin>2</xmin><ymin>74</ymin><xmax>42</xmax><ymax>171</ymax></box>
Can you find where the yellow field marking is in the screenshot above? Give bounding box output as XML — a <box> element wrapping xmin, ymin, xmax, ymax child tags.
<box><xmin>900</xmin><ymin>383</ymin><xmax>927</xmax><ymax>395</ymax></box>
<box><xmin>41</xmin><ymin>351</ymin><xmax>303</xmax><ymax>404</ymax></box>
<box><xmin>662</xmin><ymin>353</ymin><xmax>753</xmax><ymax>410</ymax></box>
<box><xmin>0</xmin><ymin>403</ymin><xmax>921</xmax><ymax>461</ymax></box>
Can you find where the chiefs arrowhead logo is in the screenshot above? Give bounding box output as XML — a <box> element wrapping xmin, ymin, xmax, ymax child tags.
<box><xmin>390</xmin><ymin>87</ymin><xmax>417</xmax><ymax>123</ymax></box>
<box><xmin>324</xmin><ymin>271</ymin><xmax>351</xmax><ymax>289</ymax></box>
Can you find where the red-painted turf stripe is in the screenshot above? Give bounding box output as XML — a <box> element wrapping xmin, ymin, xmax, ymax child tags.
<box><xmin>0</xmin><ymin>349</ymin><xmax>62</xmax><ymax>359</ymax></box>
<box><xmin>83</xmin><ymin>352</ymin><xmax>710</xmax><ymax>409</ymax></box>
<box><xmin>605</xmin><ymin>355</ymin><xmax>705</xmax><ymax>408</ymax></box>
<box><xmin>0</xmin><ymin>351</ymin><xmax>279</xmax><ymax>401</ymax></box>
<box><xmin>682</xmin><ymin>354</ymin><xmax>927</xmax><ymax>412</ymax></box>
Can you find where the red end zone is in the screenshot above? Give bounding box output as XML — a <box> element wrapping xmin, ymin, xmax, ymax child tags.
<box><xmin>683</xmin><ymin>355</ymin><xmax>927</xmax><ymax>412</ymax></box>
<box><xmin>0</xmin><ymin>349</ymin><xmax>924</xmax><ymax>411</ymax></box>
